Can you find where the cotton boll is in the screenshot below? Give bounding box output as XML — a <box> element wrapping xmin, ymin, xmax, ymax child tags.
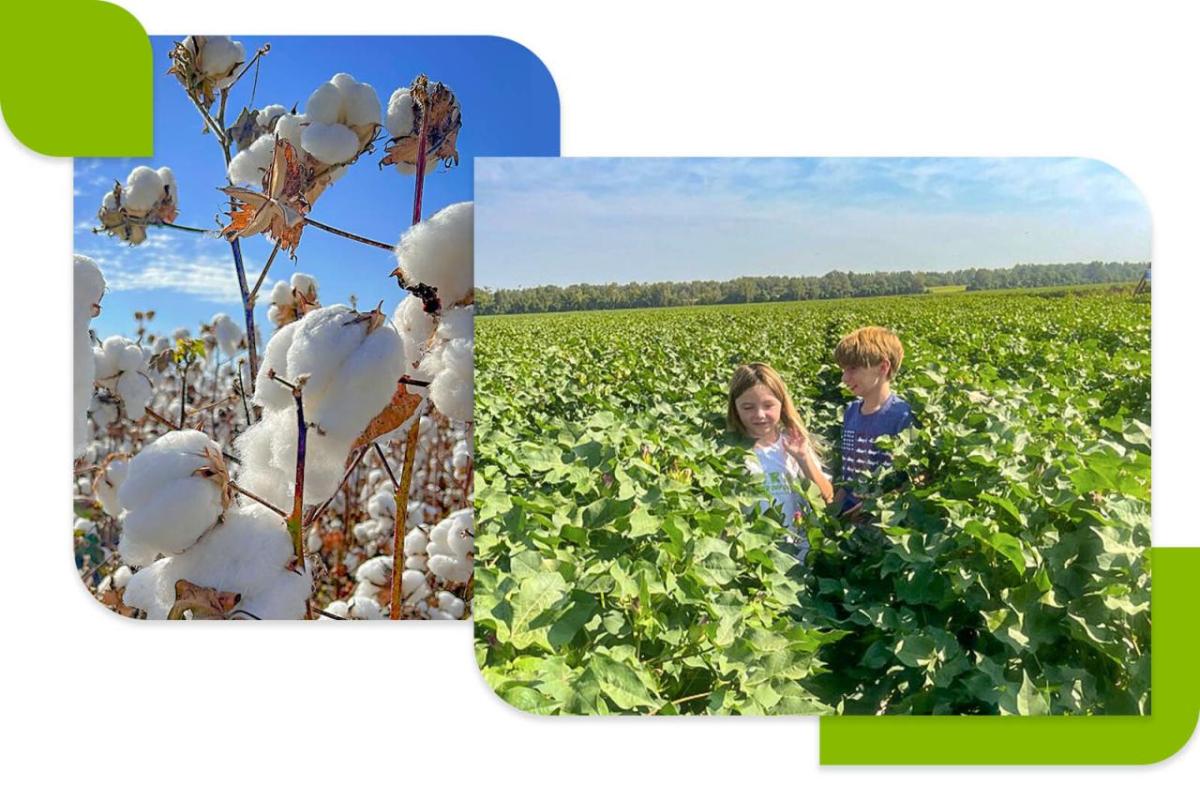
<box><xmin>347</xmin><ymin>596</ymin><xmax>383</xmax><ymax>620</ymax></box>
<box><xmin>172</xmin><ymin>327</ymin><xmax>191</xmax><ymax>341</ymax></box>
<box><xmin>305</xmin><ymin>82</ymin><xmax>343</xmax><ymax>125</ymax></box>
<box><xmin>356</xmin><ymin>555</ymin><xmax>391</xmax><ymax>588</ymax></box>
<box><xmin>112</xmin><ymin>565</ymin><xmax>133</xmax><ymax>590</ymax></box>
<box><xmin>323</xmin><ymin>599</ymin><xmax>350</xmax><ymax>619</ymax></box>
<box><xmin>211</xmin><ymin>313</ymin><xmax>245</xmax><ymax>358</ymax></box>
<box><xmin>122</xmin><ymin>166</ymin><xmax>165</xmax><ymax>215</ymax></box>
<box><xmin>257</xmin><ymin>104</ymin><xmax>287</xmax><ymax>130</ymax></box>
<box><xmin>385</xmin><ymin>87</ymin><xmax>417</xmax><ymax>138</ymax></box>
<box><xmin>426</xmin><ymin>508</ymin><xmax>473</xmax><ymax>584</ymax></box>
<box><xmin>392</xmin><ymin>295</ymin><xmax>436</xmax><ymax>367</ymax></box>
<box><xmin>393</xmin><ymin>201</ymin><xmax>473</xmax><ymax>307</ymax></box>
<box><xmin>252</xmin><ymin>320</ymin><xmax>300</xmax><ymax>411</ymax></box>
<box><xmin>301</xmin><ymin>122</ymin><xmax>360</xmax><ymax>165</ymax></box>
<box><xmin>93</xmin><ymin>456</ymin><xmax>128</xmax><ymax>515</ymax></box>
<box><xmin>434</xmin><ymin>591</ymin><xmax>465</xmax><ymax>619</ymax></box>
<box><xmin>405</xmin><ymin>555</ymin><xmax>427</xmax><ymax>571</ymax></box>
<box><xmin>353</xmin><ymin>520</ymin><xmax>384</xmax><ymax>547</ymax></box>
<box><xmin>228</xmin><ymin>134</ymin><xmax>275</xmax><ymax>185</ymax></box>
<box><xmin>121</xmin><ymin>506</ymin><xmax>311</xmax><ymax>620</ymax></box>
<box><xmin>403</xmin><ymin>528</ymin><xmax>428</xmax><ymax>557</ymax></box>
<box><xmin>291</xmin><ymin>273</ymin><xmax>318</xmax><ymax>298</ymax></box>
<box><xmin>201</xmin><ymin>36</ymin><xmax>245</xmax><ymax>86</ymax></box>
<box><xmin>90</xmin><ymin>395</ymin><xmax>119</xmax><ymax>430</ymax></box>
<box><xmin>367</xmin><ymin>490</ymin><xmax>396</xmax><ymax>521</ymax></box>
<box><xmin>402</xmin><ymin>570</ymin><xmax>431</xmax><ymax>603</ymax></box>
<box><xmin>117</xmin><ymin>430</ymin><xmax>228</xmax><ymax>566</ymax></box>
<box><xmin>156</xmin><ymin>167</ymin><xmax>177</xmax><ymax>201</ymax></box>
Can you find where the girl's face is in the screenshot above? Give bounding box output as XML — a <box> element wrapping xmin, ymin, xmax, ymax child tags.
<box><xmin>735</xmin><ymin>383</ymin><xmax>782</xmax><ymax>442</ymax></box>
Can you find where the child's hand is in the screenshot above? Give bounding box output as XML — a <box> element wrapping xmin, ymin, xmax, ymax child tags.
<box><xmin>782</xmin><ymin>429</ymin><xmax>808</xmax><ymax>459</ymax></box>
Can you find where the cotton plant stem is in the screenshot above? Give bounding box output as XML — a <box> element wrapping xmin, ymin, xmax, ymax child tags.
<box><xmin>303</xmin><ymin>216</ymin><xmax>394</xmax><ymax>252</ymax></box>
<box><xmin>228</xmin><ymin>239</ymin><xmax>260</xmax><ymax>399</ymax></box>
<box><xmin>228</xmin><ymin>481</ymin><xmax>288</xmax><ymax>519</ymax></box>
<box><xmin>389</xmin><ymin>422</ymin><xmax>421</xmax><ymax>620</ymax></box>
<box><xmin>411</xmin><ymin>91</ymin><xmax>431</xmax><ymax>225</ymax></box>
<box><xmin>286</xmin><ymin>383</ymin><xmax>309</xmax><ymax>565</ymax></box>
<box><xmin>179</xmin><ymin>365</ymin><xmax>190</xmax><ymax>428</ymax></box>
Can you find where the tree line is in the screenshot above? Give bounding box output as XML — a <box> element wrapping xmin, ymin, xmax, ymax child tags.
<box><xmin>475</xmin><ymin>261</ymin><xmax>1148</xmax><ymax>316</ymax></box>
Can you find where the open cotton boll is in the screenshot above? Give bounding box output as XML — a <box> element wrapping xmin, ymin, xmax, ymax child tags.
<box><xmin>426</xmin><ymin>508</ymin><xmax>473</xmax><ymax>584</ymax></box>
<box><xmin>252</xmin><ymin>320</ymin><xmax>300</xmax><ymax>411</ymax></box>
<box><xmin>323</xmin><ymin>599</ymin><xmax>350</xmax><ymax>620</ymax></box>
<box><xmin>394</xmin><ymin>201</ymin><xmax>474</xmax><ymax>307</ymax></box>
<box><xmin>291</xmin><ymin>272</ymin><xmax>318</xmax><ymax>297</ymax></box>
<box><xmin>356</xmin><ymin>555</ymin><xmax>392</xmax><ymax>589</ymax></box>
<box><xmin>121</xmin><ymin>506</ymin><xmax>311</xmax><ymax>620</ymax></box>
<box><xmin>112</xmin><ymin>565</ymin><xmax>133</xmax><ymax>591</ymax></box>
<box><xmin>211</xmin><ymin>312</ymin><xmax>245</xmax><ymax>358</ymax></box>
<box><xmin>385</xmin><ymin>87</ymin><xmax>417</xmax><ymax>138</ymax></box>
<box><xmin>402</xmin><ymin>570</ymin><xmax>431</xmax><ymax>603</ymax></box>
<box><xmin>256</xmin><ymin>104</ymin><xmax>287</xmax><ymax>130</ymax></box>
<box><xmin>437</xmin><ymin>306</ymin><xmax>473</xmax><ymax>343</ymax></box>
<box><xmin>117</xmin><ymin>430</ymin><xmax>228</xmax><ymax>567</ymax></box>
<box><xmin>367</xmin><ymin>490</ymin><xmax>396</xmax><ymax>521</ymax></box>
<box><xmin>425</xmin><ymin>337</ymin><xmax>473</xmax><ymax>422</ymax></box>
<box><xmin>156</xmin><ymin>167</ymin><xmax>177</xmax><ymax>201</ymax></box>
<box><xmin>433</xmin><ymin>591</ymin><xmax>466</xmax><ymax>620</ymax></box>
<box><xmin>228</xmin><ymin>134</ymin><xmax>275</xmax><ymax>185</ymax></box>
<box><xmin>94</xmin><ymin>456</ymin><xmax>129</xmax><ymax>515</ymax></box>
<box><xmin>347</xmin><ymin>597</ymin><xmax>383</xmax><ymax>620</ymax></box>
<box><xmin>122</xmin><ymin>166</ymin><xmax>165</xmax><ymax>215</ymax></box>
<box><xmin>300</xmin><ymin>122</ymin><xmax>360</xmax><ymax>165</ymax></box>
<box><xmin>201</xmin><ymin>36</ymin><xmax>245</xmax><ymax>86</ymax></box>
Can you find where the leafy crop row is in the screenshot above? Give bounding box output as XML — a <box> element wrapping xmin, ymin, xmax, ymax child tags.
<box><xmin>474</xmin><ymin>289</ymin><xmax>1150</xmax><ymax>714</ymax></box>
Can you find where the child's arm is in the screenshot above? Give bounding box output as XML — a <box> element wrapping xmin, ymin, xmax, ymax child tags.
<box><xmin>783</xmin><ymin>430</ymin><xmax>834</xmax><ymax>503</ymax></box>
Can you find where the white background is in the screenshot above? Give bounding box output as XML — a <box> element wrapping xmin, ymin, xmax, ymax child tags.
<box><xmin>1</xmin><ymin>1</ymin><xmax>1193</xmax><ymax>797</ymax></box>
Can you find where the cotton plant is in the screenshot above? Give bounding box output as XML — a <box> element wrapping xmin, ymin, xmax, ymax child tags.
<box><xmin>96</xmin><ymin>166</ymin><xmax>179</xmax><ymax>245</ymax></box>
<box><xmin>425</xmin><ymin>507</ymin><xmax>472</xmax><ymax>586</ymax></box>
<box><xmin>93</xmin><ymin>336</ymin><xmax>153</xmax><ymax>421</ymax></box>
<box><xmin>167</xmin><ymin>35</ymin><xmax>246</xmax><ymax>108</ymax></box>
<box><xmin>266</xmin><ymin>272</ymin><xmax>320</xmax><ymax>328</ymax></box>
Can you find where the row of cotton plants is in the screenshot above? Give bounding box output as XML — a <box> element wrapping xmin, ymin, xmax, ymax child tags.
<box><xmin>74</xmin><ymin>36</ymin><xmax>473</xmax><ymax>621</ymax></box>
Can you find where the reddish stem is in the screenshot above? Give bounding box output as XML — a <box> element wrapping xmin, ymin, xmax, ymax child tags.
<box><xmin>389</xmin><ymin>422</ymin><xmax>421</xmax><ymax>620</ymax></box>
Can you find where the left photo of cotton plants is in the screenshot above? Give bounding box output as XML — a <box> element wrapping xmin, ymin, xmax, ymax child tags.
<box><xmin>73</xmin><ymin>35</ymin><xmax>558</xmax><ymax>620</ymax></box>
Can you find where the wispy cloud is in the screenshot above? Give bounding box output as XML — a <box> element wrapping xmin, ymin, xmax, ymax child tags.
<box><xmin>77</xmin><ymin>229</ymin><xmax>245</xmax><ymax>305</ymax></box>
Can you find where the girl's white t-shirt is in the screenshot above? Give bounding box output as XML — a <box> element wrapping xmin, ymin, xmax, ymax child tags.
<box><xmin>746</xmin><ymin>437</ymin><xmax>824</xmax><ymax>560</ymax></box>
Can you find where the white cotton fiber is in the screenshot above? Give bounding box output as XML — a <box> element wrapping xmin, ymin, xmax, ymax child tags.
<box><xmin>340</xmin><ymin>81</ymin><xmax>381</xmax><ymax>128</ymax></box>
<box><xmin>121</xmin><ymin>505</ymin><xmax>311</xmax><ymax>620</ymax></box>
<box><xmin>394</xmin><ymin>202</ymin><xmax>474</xmax><ymax>307</ymax></box>
<box><xmin>93</xmin><ymin>336</ymin><xmax>152</xmax><ymax>418</ymax></box>
<box><xmin>122</xmin><ymin>166</ymin><xmax>165</xmax><ymax>215</ymax></box>
<box><xmin>426</xmin><ymin>508</ymin><xmax>473</xmax><ymax>584</ymax></box>
<box><xmin>243</xmin><ymin>306</ymin><xmax>405</xmax><ymax>506</ymax></box>
<box><xmin>201</xmin><ymin>36</ymin><xmax>245</xmax><ymax>86</ymax></box>
<box><xmin>269</xmin><ymin>279</ymin><xmax>292</xmax><ymax>306</ymax></box>
<box><xmin>94</xmin><ymin>455</ymin><xmax>130</xmax><ymax>516</ymax></box>
<box><xmin>433</xmin><ymin>591</ymin><xmax>465</xmax><ymax>620</ymax></box>
<box><xmin>211</xmin><ymin>312</ymin><xmax>245</xmax><ymax>358</ymax></box>
<box><xmin>385</xmin><ymin>87</ymin><xmax>417</xmax><ymax>138</ymax></box>
<box><xmin>300</xmin><ymin>122</ymin><xmax>360</xmax><ymax>166</ymax></box>
<box><xmin>74</xmin><ymin>255</ymin><xmax>105</xmax><ymax>455</ymax></box>
<box><xmin>275</xmin><ymin>113</ymin><xmax>306</xmax><ymax>149</ymax></box>
<box><xmin>117</xmin><ymin>430</ymin><xmax>227</xmax><ymax>566</ymax></box>
<box><xmin>291</xmin><ymin>272</ymin><xmax>318</xmax><ymax>297</ymax></box>
<box><xmin>392</xmin><ymin>294</ymin><xmax>436</xmax><ymax>367</ymax></box>
<box><xmin>347</xmin><ymin>596</ymin><xmax>383</xmax><ymax>620</ymax></box>
<box><xmin>228</xmin><ymin>134</ymin><xmax>275</xmax><ymax>185</ymax></box>
<box><xmin>305</xmin><ymin>82</ymin><xmax>343</xmax><ymax>125</ymax></box>
<box><xmin>424</xmin><ymin>337</ymin><xmax>473</xmax><ymax>422</ymax></box>
<box><xmin>367</xmin><ymin>490</ymin><xmax>396</xmax><ymax>521</ymax></box>
<box><xmin>257</xmin><ymin>104</ymin><xmax>287</xmax><ymax>130</ymax></box>
<box><xmin>437</xmin><ymin>306</ymin><xmax>473</xmax><ymax>343</ymax></box>
<box><xmin>356</xmin><ymin>555</ymin><xmax>391</xmax><ymax>589</ymax></box>
<box><xmin>156</xmin><ymin>167</ymin><xmax>177</xmax><ymax>201</ymax></box>
<box><xmin>323</xmin><ymin>599</ymin><xmax>350</xmax><ymax>619</ymax></box>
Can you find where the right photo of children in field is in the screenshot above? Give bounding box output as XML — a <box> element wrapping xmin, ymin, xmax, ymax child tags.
<box><xmin>473</xmin><ymin>158</ymin><xmax>1151</xmax><ymax>716</ymax></box>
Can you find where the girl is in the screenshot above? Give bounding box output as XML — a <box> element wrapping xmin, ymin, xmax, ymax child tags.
<box><xmin>727</xmin><ymin>363</ymin><xmax>834</xmax><ymax>560</ymax></box>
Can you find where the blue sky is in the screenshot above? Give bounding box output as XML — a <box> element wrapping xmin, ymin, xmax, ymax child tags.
<box><xmin>75</xmin><ymin>35</ymin><xmax>559</xmax><ymax>338</ymax></box>
<box><xmin>475</xmin><ymin>158</ymin><xmax>1151</xmax><ymax>288</ymax></box>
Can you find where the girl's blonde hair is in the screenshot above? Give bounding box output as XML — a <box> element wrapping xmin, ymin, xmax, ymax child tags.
<box><xmin>727</xmin><ymin>363</ymin><xmax>822</xmax><ymax>457</ymax></box>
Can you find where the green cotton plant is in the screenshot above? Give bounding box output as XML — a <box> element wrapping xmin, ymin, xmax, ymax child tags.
<box><xmin>474</xmin><ymin>286</ymin><xmax>1150</xmax><ymax>716</ymax></box>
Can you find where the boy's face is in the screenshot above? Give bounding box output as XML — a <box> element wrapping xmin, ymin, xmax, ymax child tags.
<box><xmin>841</xmin><ymin>361</ymin><xmax>890</xmax><ymax>398</ymax></box>
<box><xmin>735</xmin><ymin>383</ymin><xmax>781</xmax><ymax>441</ymax></box>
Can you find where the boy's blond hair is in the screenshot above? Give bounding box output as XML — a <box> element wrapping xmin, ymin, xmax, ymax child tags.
<box><xmin>727</xmin><ymin>363</ymin><xmax>822</xmax><ymax>457</ymax></box>
<box><xmin>834</xmin><ymin>326</ymin><xmax>905</xmax><ymax>379</ymax></box>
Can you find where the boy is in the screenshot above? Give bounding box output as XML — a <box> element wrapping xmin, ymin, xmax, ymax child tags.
<box><xmin>832</xmin><ymin>326</ymin><xmax>914</xmax><ymax>517</ymax></box>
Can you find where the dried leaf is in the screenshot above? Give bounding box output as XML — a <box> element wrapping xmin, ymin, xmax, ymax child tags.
<box><xmin>167</xmin><ymin>579</ymin><xmax>242</xmax><ymax>620</ymax></box>
<box><xmin>221</xmin><ymin>138</ymin><xmax>318</xmax><ymax>256</ymax></box>
<box><xmin>351</xmin><ymin>381</ymin><xmax>423</xmax><ymax>451</ymax></box>
<box><xmin>192</xmin><ymin>445</ymin><xmax>234</xmax><ymax>510</ymax></box>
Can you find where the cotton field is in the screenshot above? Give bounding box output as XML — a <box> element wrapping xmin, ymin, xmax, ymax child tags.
<box><xmin>75</xmin><ymin>37</ymin><xmax>472</xmax><ymax>621</ymax></box>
